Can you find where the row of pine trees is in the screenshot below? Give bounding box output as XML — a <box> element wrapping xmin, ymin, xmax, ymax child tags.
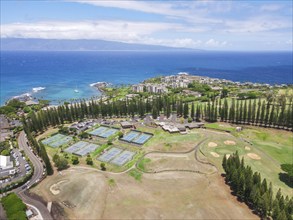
<box><xmin>202</xmin><ymin>98</ymin><xmax>292</xmax><ymax>129</ymax></box>
<box><xmin>22</xmin><ymin>118</ymin><xmax>54</xmax><ymax>175</ymax></box>
<box><xmin>222</xmin><ymin>152</ymin><xmax>292</xmax><ymax>220</ymax></box>
<box><xmin>25</xmin><ymin>95</ymin><xmax>292</xmax><ymax>133</ymax></box>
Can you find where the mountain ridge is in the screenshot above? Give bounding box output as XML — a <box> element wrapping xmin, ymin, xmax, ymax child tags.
<box><xmin>0</xmin><ymin>38</ymin><xmax>200</xmax><ymax>51</ymax></box>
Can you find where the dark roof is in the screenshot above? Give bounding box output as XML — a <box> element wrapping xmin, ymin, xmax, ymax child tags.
<box><xmin>120</xmin><ymin>121</ymin><xmax>133</xmax><ymax>126</ymax></box>
<box><xmin>177</xmin><ymin>124</ymin><xmax>186</xmax><ymax>130</ymax></box>
<box><xmin>185</xmin><ymin>123</ymin><xmax>204</xmax><ymax>128</ymax></box>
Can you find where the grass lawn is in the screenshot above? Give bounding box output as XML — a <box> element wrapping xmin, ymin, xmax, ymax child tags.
<box><xmin>199</xmin><ymin>126</ymin><xmax>292</xmax><ymax>196</ymax></box>
<box><xmin>204</xmin><ymin>122</ymin><xmax>236</xmax><ymax>132</ymax></box>
<box><xmin>137</xmin><ymin>158</ymin><xmax>151</xmax><ymax>171</ymax></box>
<box><xmin>128</xmin><ymin>169</ymin><xmax>142</xmax><ymax>181</ymax></box>
<box><xmin>138</xmin><ymin>125</ymin><xmax>205</xmax><ymax>152</ymax></box>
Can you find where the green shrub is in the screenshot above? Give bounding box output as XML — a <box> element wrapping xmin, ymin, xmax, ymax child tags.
<box><xmin>1</xmin><ymin>193</ymin><xmax>27</xmax><ymax>220</ymax></box>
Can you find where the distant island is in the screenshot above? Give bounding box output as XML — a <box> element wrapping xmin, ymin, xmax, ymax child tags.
<box><xmin>0</xmin><ymin>38</ymin><xmax>198</xmax><ymax>51</ymax></box>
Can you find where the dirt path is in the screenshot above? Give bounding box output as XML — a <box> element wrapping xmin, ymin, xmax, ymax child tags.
<box><xmin>135</xmin><ymin>138</ymin><xmax>218</xmax><ymax>175</ymax></box>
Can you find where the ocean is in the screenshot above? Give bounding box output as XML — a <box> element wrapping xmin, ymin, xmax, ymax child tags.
<box><xmin>1</xmin><ymin>51</ymin><xmax>292</xmax><ymax>105</ymax></box>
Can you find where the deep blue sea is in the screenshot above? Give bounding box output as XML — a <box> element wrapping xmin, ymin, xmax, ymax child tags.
<box><xmin>1</xmin><ymin>51</ymin><xmax>292</xmax><ymax>105</ymax></box>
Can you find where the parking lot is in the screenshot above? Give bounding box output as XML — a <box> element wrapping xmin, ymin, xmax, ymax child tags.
<box><xmin>0</xmin><ymin>148</ymin><xmax>31</xmax><ymax>187</ymax></box>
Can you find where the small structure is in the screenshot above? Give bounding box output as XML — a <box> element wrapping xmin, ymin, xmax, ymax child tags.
<box><xmin>120</xmin><ymin>121</ymin><xmax>133</xmax><ymax>129</ymax></box>
<box><xmin>26</xmin><ymin>209</ymin><xmax>34</xmax><ymax>218</ymax></box>
<box><xmin>185</xmin><ymin>123</ymin><xmax>205</xmax><ymax>129</ymax></box>
<box><xmin>211</xmin><ymin>86</ymin><xmax>222</xmax><ymax>91</ymax></box>
<box><xmin>182</xmin><ymin>90</ymin><xmax>202</xmax><ymax>97</ymax></box>
<box><xmin>0</xmin><ymin>155</ymin><xmax>13</xmax><ymax>169</ymax></box>
<box><xmin>25</xmin><ymin>100</ymin><xmax>39</xmax><ymax>106</ymax></box>
<box><xmin>126</xmin><ymin>94</ymin><xmax>139</xmax><ymax>99</ymax></box>
<box><xmin>236</xmin><ymin>127</ymin><xmax>242</xmax><ymax>132</ymax></box>
<box><xmin>10</xmin><ymin>120</ymin><xmax>22</xmax><ymax>127</ymax></box>
<box><xmin>0</xmin><ymin>115</ymin><xmax>10</xmax><ymax>130</ymax></box>
<box><xmin>132</xmin><ymin>84</ymin><xmax>144</xmax><ymax>93</ymax></box>
<box><xmin>177</xmin><ymin>124</ymin><xmax>186</xmax><ymax>132</ymax></box>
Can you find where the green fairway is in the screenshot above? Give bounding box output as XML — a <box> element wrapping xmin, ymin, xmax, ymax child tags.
<box><xmin>199</xmin><ymin>124</ymin><xmax>293</xmax><ymax>196</ymax></box>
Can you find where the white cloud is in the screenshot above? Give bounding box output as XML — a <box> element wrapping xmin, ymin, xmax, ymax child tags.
<box><xmin>224</xmin><ymin>16</ymin><xmax>292</xmax><ymax>33</ymax></box>
<box><xmin>1</xmin><ymin>20</ymin><xmax>229</xmax><ymax>49</ymax></box>
<box><xmin>260</xmin><ymin>4</ymin><xmax>283</xmax><ymax>12</ymax></box>
<box><xmin>205</xmin><ymin>39</ymin><xmax>227</xmax><ymax>47</ymax></box>
<box><xmin>70</xmin><ymin>0</ymin><xmax>188</xmax><ymax>18</ymax></box>
<box><xmin>1</xmin><ymin>20</ymin><xmax>182</xmax><ymax>42</ymax></box>
<box><xmin>69</xmin><ymin>0</ymin><xmax>224</xmax><ymax>24</ymax></box>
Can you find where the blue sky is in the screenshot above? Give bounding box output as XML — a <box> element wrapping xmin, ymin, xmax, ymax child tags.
<box><xmin>1</xmin><ymin>0</ymin><xmax>292</xmax><ymax>51</ymax></box>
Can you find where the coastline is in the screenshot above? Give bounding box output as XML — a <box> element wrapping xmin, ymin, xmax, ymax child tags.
<box><xmin>4</xmin><ymin>73</ymin><xmax>291</xmax><ymax>107</ymax></box>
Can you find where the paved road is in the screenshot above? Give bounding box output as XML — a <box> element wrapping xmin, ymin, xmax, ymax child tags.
<box><xmin>14</xmin><ymin>131</ymin><xmax>53</xmax><ymax>220</ymax></box>
<box><xmin>0</xmin><ymin>203</ymin><xmax>7</xmax><ymax>220</ymax></box>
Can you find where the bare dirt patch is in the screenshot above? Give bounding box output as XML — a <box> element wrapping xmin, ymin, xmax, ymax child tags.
<box><xmin>245</xmin><ymin>146</ymin><xmax>251</xmax><ymax>151</ymax></box>
<box><xmin>208</xmin><ymin>142</ymin><xmax>218</xmax><ymax>147</ymax></box>
<box><xmin>224</xmin><ymin>140</ymin><xmax>236</xmax><ymax>145</ymax></box>
<box><xmin>226</xmin><ymin>154</ymin><xmax>231</xmax><ymax>159</ymax></box>
<box><xmin>31</xmin><ymin>169</ymin><xmax>108</xmax><ymax>219</ymax></box>
<box><xmin>32</xmin><ymin>167</ymin><xmax>257</xmax><ymax>220</ymax></box>
<box><xmin>50</xmin><ymin>180</ymin><xmax>68</xmax><ymax>195</ymax></box>
<box><xmin>103</xmin><ymin>172</ymin><xmax>257</xmax><ymax>219</ymax></box>
<box><xmin>144</xmin><ymin>152</ymin><xmax>215</xmax><ymax>173</ymax></box>
<box><xmin>210</xmin><ymin>152</ymin><xmax>220</xmax><ymax>158</ymax></box>
<box><xmin>247</xmin><ymin>153</ymin><xmax>261</xmax><ymax>160</ymax></box>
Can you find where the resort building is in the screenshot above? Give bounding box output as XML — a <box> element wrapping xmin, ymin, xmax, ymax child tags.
<box><xmin>0</xmin><ymin>155</ymin><xmax>13</xmax><ymax>169</ymax></box>
<box><xmin>120</xmin><ymin>121</ymin><xmax>134</xmax><ymax>129</ymax></box>
<box><xmin>132</xmin><ymin>84</ymin><xmax>144</xmax><ymax>93</ymax></box>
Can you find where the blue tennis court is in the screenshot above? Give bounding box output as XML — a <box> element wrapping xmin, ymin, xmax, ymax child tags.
<box><xmin>132</xmin><ymin>134</ymin><xmax>152</xmax><ymax>145</ymax></box>
<box><xmin>111</xmin><ymin>151</ymin><xmax>136</xmax><ymax>166</ymax></box>
<box><xmin>74</xmin><ymin>143</ymin><xmax>99</xmax><ymax>156</ymax></box>
<box><xmin>48</xmin><ymin>136</ymin><xmax>73</xmax><ymax>148</ymax></box>
<box><xmin>89</xmin><ymin>126</ymin><xmax>108</xmax><ymax>136</ymax></box>
<box><xmin>99</xmin><ymin>128</ymin><xmax>119</xmax><ymax>138</ymax></box>
<box><xmin>98</xmin><ymin>147</ymin><xmax>122</xmax><ymax>162</ymax></box>
<box><xmin>42</xmin><ymin>134</ymin><xmax>66</xmax><ymax>145</ymax></box>
<box><xmin>121</xmin><ymin>131</ymin><xmax>140</xmax><ymax>142</ymax></box>
<box><xmin>65</xmin><ymin>141</ymin><xmax>88</xmax><ymax>153</ymax></box>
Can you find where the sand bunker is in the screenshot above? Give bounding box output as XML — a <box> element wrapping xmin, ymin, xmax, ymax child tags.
<box><xmin>247</xmin><ymin>153</ymin><xmax>261</xmax><ymax>160</ymax></box>
<box><xmin>208</xmin><ymin>142</ymin><xmax>218</xmax><ymax>147</ymax></box>
<box><xmin>224</xmin><ymin>140</ymin><xmax>236</xmax><ymax>145</ymax></box>
<box><xmin>50</xmin><ymin>180</ymin><xmax>68</xmax><ymax>195</ymax></box>
<box><xmin>245</xmin><ymin>146</ymin><xmax>251</xmax><ymax>151</ymax></box>
<box><xmin>210</xmin><ymin>152</ymin><xmax>220</xmax><ymax>158</ymax></box>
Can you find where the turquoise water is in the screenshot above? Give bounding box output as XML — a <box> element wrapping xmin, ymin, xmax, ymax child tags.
<box><xmin>1</xmin><ymin>51</ymin><xmax>292</xmax><ymax>105</ymax></box>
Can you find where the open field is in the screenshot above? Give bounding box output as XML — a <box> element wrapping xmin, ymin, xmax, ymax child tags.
<box><xmin>32</xmin><ymin>167</ymin><xmax>257</xmax><ymax>219</ymax></box>
<box><xmin>143</xmin><ymin>151</ymin><xmax>216</xmax><ymax>174</ymax></box>
<box><xmin>34</xmin><ymin>121</ymin><xmax>291</xmax><ymax>219</ymax></box>
<box><xmin>137</xmin><ymin>125</ymin><xmax>206</xmax><ymax>152</ymax></box>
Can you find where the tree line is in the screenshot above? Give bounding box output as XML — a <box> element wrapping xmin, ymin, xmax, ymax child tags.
<box><xmin>22</xmin><ymin>116</ymin><xmax>53</xmax><ymax>175</ymax></box>
<box><xmin>202</xmin><ymin>97</ymin><xmax>292</xmax><ymax>129</ymax></box>
<box><xmin>1</xmin><ymin>193</ymin><xmax>27</xmax><ymax>220</ymax></box>
<box><xmin>24</xmin><ymin>95</ymin><xmax>292</xmax><ymax>134</ymax></box>
<box><xmin>222</xmin><ymin>152</ymin><xmax>293</xmax><ymax>220</ymax></box>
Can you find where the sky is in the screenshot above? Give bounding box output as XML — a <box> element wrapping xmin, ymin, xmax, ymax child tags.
<box><xmin>0</xmin><ymin>0</ymin><xmax>292</xmax><ymax>51</ymax></box>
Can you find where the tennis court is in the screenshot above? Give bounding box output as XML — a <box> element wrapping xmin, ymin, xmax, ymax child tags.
<box><xmin>65</xmin><ymin>141</ymin><xmax>88</xmax><ymax>153</ymax></box>
<box><xmin>74</xmin><ymin>143</ymin><xmax>100</xmax><ymax>156</ymax></box>
<box><xmin>99</xmin><ymin>128</ymin><xmax>119</xmax><ymax>138</ymax></box>
<box><xmin>41</xmin><ymin>134</ymin><xmax>66</xmax><ymax>145</ymax></box>
<box><xmin>48</xmin><ymin>136</ymin><xmax>73</xmax><ymax>148</ymax></box>
<box><xmin>121</xmin><ymin>131</ymin><xmax>140</xmax><ymax>142</ymax></box>
<box><xmin>88</xmin><ymin>126</ymin><xmax>108</xmax><ymax>136</ymax></box>
<box><xmin>111</xmin><ymin>150</ymin><xmax>136</xmax><ymax>166</ymax></box>
<box><xmin>132</xmin><ymin>133</ymin><xmax>153</xmax><ymax>145</ymax></box>
<box><xmin>98</xmin><ymin>147</ymin><xmax>122</xmax><ymax>162</ymax></box>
